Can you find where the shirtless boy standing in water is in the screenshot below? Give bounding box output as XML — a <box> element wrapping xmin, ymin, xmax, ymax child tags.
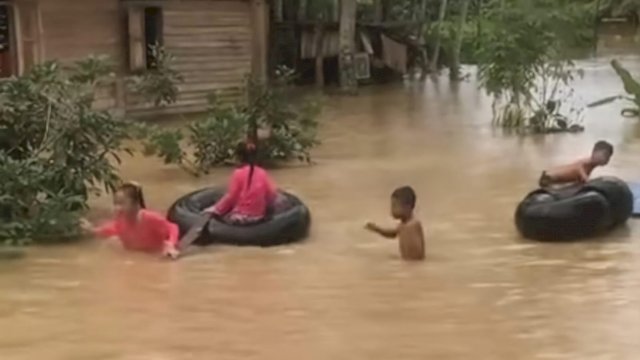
<box><xmin>366</xmin><ymin>186</ymin><xmax>425</xmax><ymax>261</ymax></box>
<box><xmin>539</xmin><ymin>141</ymin><xmax>614</xmax><ymax>188</ymax></box>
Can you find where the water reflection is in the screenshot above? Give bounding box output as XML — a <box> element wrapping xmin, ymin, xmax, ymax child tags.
<box><xmin>2</xmin><ymin>31</ymin><xmax>640</xmax><ymax>359</ymax></box>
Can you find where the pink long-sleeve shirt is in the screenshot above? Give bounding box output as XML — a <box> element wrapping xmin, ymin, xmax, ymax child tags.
<box><xmin>213</xmin><ymin>165</ymin><xmax>277</xmax><ymax>218</ymax></box>
<box><xmin>95</xmin><ymin>209</ymin><xmax>179</xmax><ymax>252</ymax></box>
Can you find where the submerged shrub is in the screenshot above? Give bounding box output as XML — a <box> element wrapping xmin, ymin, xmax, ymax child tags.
<box><xmin>0</xmin><ymin>48</ymin><xmax>181</xmax><ymax>245</ymax></box>
<box><xmin>144</xmin><ymin>70</ymin><xmax>321</xmax><ymax>173</ymax></box>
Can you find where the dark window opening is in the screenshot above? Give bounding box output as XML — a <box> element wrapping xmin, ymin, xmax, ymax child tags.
<box><xmin>0</xmin><ymin>5</ymin><xmax>14</xmax><ymax>78</ymax></box>
<box><xmin>144</xmin><ymin>7</ymin><xmax>162</xmax><ymax>69</ymax></box>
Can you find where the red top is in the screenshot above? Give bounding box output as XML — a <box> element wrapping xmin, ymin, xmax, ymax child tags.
<box><xmin>95</xmin><ymin>209</ymin><xmax>179</xmax><ymax>252</ymax></box>
<box><xmin>213</xmin><ymin>165</ymin><xmax>277</xmax><ymax>218</ymax></box>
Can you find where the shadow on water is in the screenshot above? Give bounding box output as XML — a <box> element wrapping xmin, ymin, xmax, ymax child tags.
<box><xmin>2</xmin><ymin>27</ymin><xmax>640</xmax><ymax>360</ymax></box>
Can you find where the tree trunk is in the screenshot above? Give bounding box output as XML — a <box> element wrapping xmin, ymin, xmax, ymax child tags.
<box><xmin>450</xmin><ymin>0</ymin><xmax>470</xmax><ymax>80</ymax></box>
<box><xmin>339</xmin><ymin>0</ymin><xmax>357</xmax><ymax>93</ymax></box>
<box><xmin>373</xmin><ymin>0</ymin><xmax>384</xmax><ymax>22</ymax></box>
<box><xmin>274</xmin><ymin>0</ymin><xmax>283</xmax><ymax>21</ymax></box>
<box><xmin>430</xmin><ymin>0</ymin><xmax>448</xmax><ymax>73</ymax></box>
<box><xmin>298</xmin><ymin>0</ymin><xmax>308</xmax><ymax>21</ymax></box>
<box><xmin>314</xmin><ymin>22</ymin><xmax>325</xmax><ymax>87</ymax></box>
<box><xmin>416</xmin><ymin>0</ymin><xmax>429</xmax><ymax>79</ymax></box>
<box><xmin>635</xmin><ymin>10</ymin><xmax>640</xmax><ymax>40</ymax></box>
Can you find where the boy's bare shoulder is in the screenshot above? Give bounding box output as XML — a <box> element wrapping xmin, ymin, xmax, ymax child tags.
<box><xmin>399</xmin><ymin>218</ymin><xmax>424</xmax><ymax>234</ymax></box>
<box><xmin>404</xmin><ymin>218</ymin><xmax>423</xmax><ymax>229</ymax></box>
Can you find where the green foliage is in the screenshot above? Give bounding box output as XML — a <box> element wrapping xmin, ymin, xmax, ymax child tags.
<box><xmin>189</xmin><ymin>97</ymin><xmax>250</xmax><ymax>171</ymax></box>
<box><xmin>0</xmin><ymin>155</ymin><xmax>85</xmax><ymax>245</ymax></box>
<box><xmin>0</xmin><ymin>47</ymin><xmax>182</xmax><ymax>245</ymax></box>
<box><xmin>425</xmin><ymin>15</ymin><xmax>478</xmax><ymax>65</ymax></box>
<box><xmin>600</xmin><ymin>0</ymin><xmax>640</xmax><ymax>17</ymax></box>
<box><xmin>476</xmin><ymin>0</ymin><xmax>591</xmax><ymax>132</ymax></box>
<box><xmin>0</xmin><ymin>59</ymin><xmax>134</xmax><ymax>244</ymax></box>
<box><xmin>128</xmin><ymin>44</ymin><xmax>184</xmax><ymax>107</ymax></box>
<box><xmin>144</xmin><ymin>69</ymin><xmax>321</xmax><ymax>174</ymax></box>
<box><xmin>588</xmin><ymin>60</ymin><xmax>640</xmax><ymax>116</ymax></box>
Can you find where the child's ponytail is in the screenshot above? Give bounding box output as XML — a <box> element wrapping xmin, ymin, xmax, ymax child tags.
<box><xmin>236</xmin><ymin>141</ymin><xmax>257</xmax><ymax>189</ymax></box>
<box><xmin>120</xmin><ymin>181</ymin><xmax>146</xmax><ymax>209</ymax></box>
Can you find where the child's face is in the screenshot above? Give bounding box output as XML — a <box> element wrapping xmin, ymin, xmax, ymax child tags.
<box><xmin>113</xmin><ymin>190</ymin><xmax>138</xmax><ymax>216</ymax></box>
<box><xmin>592</xmin><ymin>150</ymin><xmax>611</xmax><ymax>166</ymax></box>
<box><xmin>391</xmin><ymin>197</ymin><xmax>411</xmax><ymax>220</ymax></box>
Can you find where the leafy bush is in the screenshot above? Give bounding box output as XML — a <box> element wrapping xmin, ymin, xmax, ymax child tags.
<box><xmin>0</xmin><ymin>48</ymin><xmax>181</xmax><ymax>245</ymax></box>
<box><xmin>476</xmin><ymin>0</ymin><xmax>591</xmax><ymax>133</ymax></box>
<box><xmin>0</xmin><ymin>155</ymin><xmax>85</xmax><ymax>244</ymax></box>
<box><xmin>0</xmin><ymin>59</ymin><xmax>137</xmax><ymax>244</ymax></box>
<box><xmin>127</xmin><ymin>44</ymin><xmax>184</xmax><ymax>107</ymax></box>
<box><xmin>189</xmin><ymin>97</ymin><xmax>250</xmax><ymax>171</ymax></box>
<box><xmin>588</xmin><ymin>59</ymin><xmax>640</xmax><ymax>117</ymax></box>
<box><xmin>144</xmin><ymin>69</ymin><xmax>320</xmax><ymax>173</ymax></box>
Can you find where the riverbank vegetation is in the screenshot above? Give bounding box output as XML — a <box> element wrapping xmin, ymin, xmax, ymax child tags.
<box><xmin>0</xmin><ymin>55</ymin><xmax>320</xmax><ymax>246</ymax></box>
<box><xmin>475</xmin><ymin>0</ymin><xmax>592</xmax><ymax>133</ymax></box>
<box><xmin>288</xmin><ymin>0</ymin><xmax>595</xmax><ymax>132</ymax></box>
<box><xmin>588</xmin><ymin>60</ymin><xmax>640</xmax><ymax>117</ymax></box>
<box><xmin>142</xmin><ymin>67</ymin><xmax>320</xmax><ymax>175</ymax></box>
<box><xmin>0</xmin><ymin>58</ymin><xmax>142</xmax><ymax>245</ymax></box>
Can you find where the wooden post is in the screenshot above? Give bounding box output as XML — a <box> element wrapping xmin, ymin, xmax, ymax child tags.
<box><xmin>314</xmin><ymin>22</ymin><xmax>324</xmax><ymax>87</ymax></box>
<box><xmin>298</xmin><ymin>0</ymin><xmax>307</xmax><ymax>21</ymax></box>
<box><xmin>339</xmin><ymin>0</ymin><xmax>357</xmax><ymax>93</ymax></box>
<box><xmin>11</xmin><ymin>3</ymin><xmax>24</xmax><ymax>75</ymax></box>
<box><xmin>128</xmin><ymin>7</ymin><xmax>146</xmax><ymax>71</ymax></box>
<box><xmin>251</xmin><ymin>0</ymin><xmax>269</xmax><ymax>83</ymax></box>
<box><xmin>274</xmin><ymin>0</ymin><xmax>283</xmax><ymax>22</ymax></box>
<box><xmin>35</xmin><ymin>0</ymin><xmax>44</xmax><ymax>63</ymax></box>
<box><xmin>592</xmin><ymin>0</ymin><xmax>600</xmax><ymax>56</ymax></box>
<box><xmin>429</xmin><ymin>0</ymin><xmax>448</xmax><ymax>73</ymax></box>
<box><xmin>450</xmin><ymin>0</ymin><xmax>470</xmax><ymax>80</ymax></box>
<box><xmin>416</xmin><ymin>0</ymin><xmax>429</xmax><ymax>79</ymax></box>
<box><xmin>373</xmin><ymin>0</ymin><xmax>383</xmax><ymax>22</ymax></box>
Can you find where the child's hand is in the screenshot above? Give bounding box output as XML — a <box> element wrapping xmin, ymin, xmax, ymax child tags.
<box><xmin>163</xmin><ymin>243</ymin><xmax>180</xmax><ymax>260</ymax></box>
<box><xmin>79</xmin><ymin>218</ymin><xmax>94</xmax><ymax>233</ymax></box>
<box><xmin>201</xmin><ymin>206</ymin><xmax>215</xmax><ymax>215</ymax></box>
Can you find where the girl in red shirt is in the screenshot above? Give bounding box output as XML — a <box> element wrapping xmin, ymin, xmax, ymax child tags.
<box><xmin>82</xmin><ymin>182</ymin><xmax>180</xmax><ymax>259</ymax></box>
<box><xmin>204</xmin><ymin>141</ymin><xmax>278</xmax><ymax>224</ymax></box>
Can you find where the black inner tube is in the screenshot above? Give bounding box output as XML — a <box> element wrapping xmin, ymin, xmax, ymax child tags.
<box><xmin>168</xmin><ymin>187</ymin><xmax>311</xmax><ymax>247</ymax></box>
<box><xmin>515</xmin><ymin>177</ymin><xmax>632</xmax><ymax>242</ymax></box>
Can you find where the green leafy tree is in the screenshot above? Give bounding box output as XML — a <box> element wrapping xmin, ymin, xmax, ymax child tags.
<box><xmin>0</xmin><ymin>47</ymin><xmax>182</xmax><ymax>245</ymax></box>
<box><xmin>476</xmin><ymin>0</ymin><xmax>592</xmax><ymax>132</ymax></box>
<box><xmin>143</xmin><ymin>68</ymin><xmax>321</xmax><ymax>174</ymax></box>
<box><xmin>588</xmin><ymin>59</ymin><xmax>640</xmax><ymax>116</ymax></box>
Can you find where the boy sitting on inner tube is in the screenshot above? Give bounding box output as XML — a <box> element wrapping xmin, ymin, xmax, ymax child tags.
<box><xmin>539</xmin><ymin>140</ymin><xmax>614</xmax><ymax>188</ymax></box>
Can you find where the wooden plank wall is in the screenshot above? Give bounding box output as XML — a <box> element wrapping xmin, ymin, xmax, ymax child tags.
<box><xmin>38</xmin><ymin>0</ymin><xmax>124</xmax><ymax>110</ymax></box>
<box><xmin>128</xmin><ymin>0</ymin><xmax>253</xmax><ymax>116</ymax></box>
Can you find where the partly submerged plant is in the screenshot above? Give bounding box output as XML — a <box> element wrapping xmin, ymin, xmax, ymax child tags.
<box><xmin>588</xmin><ymin>59</ymin><xmax>640</xmax><ymax>117</ymax></box>
<box><xmin>143</xmin><ymin>69</ymin><xmax>321</xmax><ymax>174</ymax></box>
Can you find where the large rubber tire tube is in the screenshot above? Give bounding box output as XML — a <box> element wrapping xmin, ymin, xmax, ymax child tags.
<box><xmin>581</xmin><ymin>176</ymin><xmax>633</xmax><ymax>226</ymax></box>
<box><xmin>167</xmin><ymin>187</ymin><xmax>311</xmax><ymax>247</ymax></box>
<box><xmin>515</xmin><ymin>177</ymin><xmax>632</xmax><ymax>241</ymax></box>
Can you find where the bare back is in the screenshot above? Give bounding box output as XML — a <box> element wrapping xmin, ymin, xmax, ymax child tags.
<box><xmin>398</xmin><ymin>219</ymin><xmax>425</xmax><ymax>261</ymax></box>
<box><xmin>544</xmin><ymin>158</ymin><xmax>596</xmax><ymax>185</ymax></box>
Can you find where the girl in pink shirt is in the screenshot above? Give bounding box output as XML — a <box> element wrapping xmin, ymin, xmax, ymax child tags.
<box><xmin>204</xmin><ymin>141</ymin><xmax>277</xmax><ymax>224</ymax></box>
<box><xmin>82</xmin><ymin>182</ymin><xmax>180</xmax><ymax>259</ymax></box>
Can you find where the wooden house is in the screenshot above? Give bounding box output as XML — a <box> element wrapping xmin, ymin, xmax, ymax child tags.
<box><xmin>271</xmin><ymin>1</ymin><xmax>408</xmax><ymax>87</ymax></box>
<box><xmin>0</xmin><ymin>0</ymin><xmax>269</xmax><ymax>116</ymax></box>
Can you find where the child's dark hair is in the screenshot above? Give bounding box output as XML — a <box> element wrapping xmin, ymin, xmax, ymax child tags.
<box><xmin>392</xmin><ymin>186</ymin><xmax>417</xmax><ymax>209</ymax></box>
<box><xmin>119</xmin><ymin>181</ymin><xmax>146</xmax><ymax>208</ymax></box>
<box><xmin>236</xmin><ymin>141</ymin><xmax>257</xmax><ymax>189</ymax></box>
<box><xmin>593</xmin><ymin>140</ymin><xmax>614</xmax><ymax>156</ymax></box>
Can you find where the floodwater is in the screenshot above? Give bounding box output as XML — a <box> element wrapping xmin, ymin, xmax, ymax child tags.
<box><xmin>3</xmin><ymin>34</ymin><xmax>640</xmax><ymax>360</ymax></box>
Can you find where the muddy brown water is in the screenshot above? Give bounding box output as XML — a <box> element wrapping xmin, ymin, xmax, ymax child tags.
<box><xmin>4</xmin><ymin>39</ymin><xmax>640</xmax><ymax>359</ymax></box>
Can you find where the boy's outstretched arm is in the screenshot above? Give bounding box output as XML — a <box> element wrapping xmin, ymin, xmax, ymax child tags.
<box><xmin>365</xmin><ymin>222</ymin><xmax>398</xmax><ymax>239</ymax></box>
<box><xmin>579</xmin><ymin>165</ymin><xmax>589</xmax><ymax>182</ymax></box>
